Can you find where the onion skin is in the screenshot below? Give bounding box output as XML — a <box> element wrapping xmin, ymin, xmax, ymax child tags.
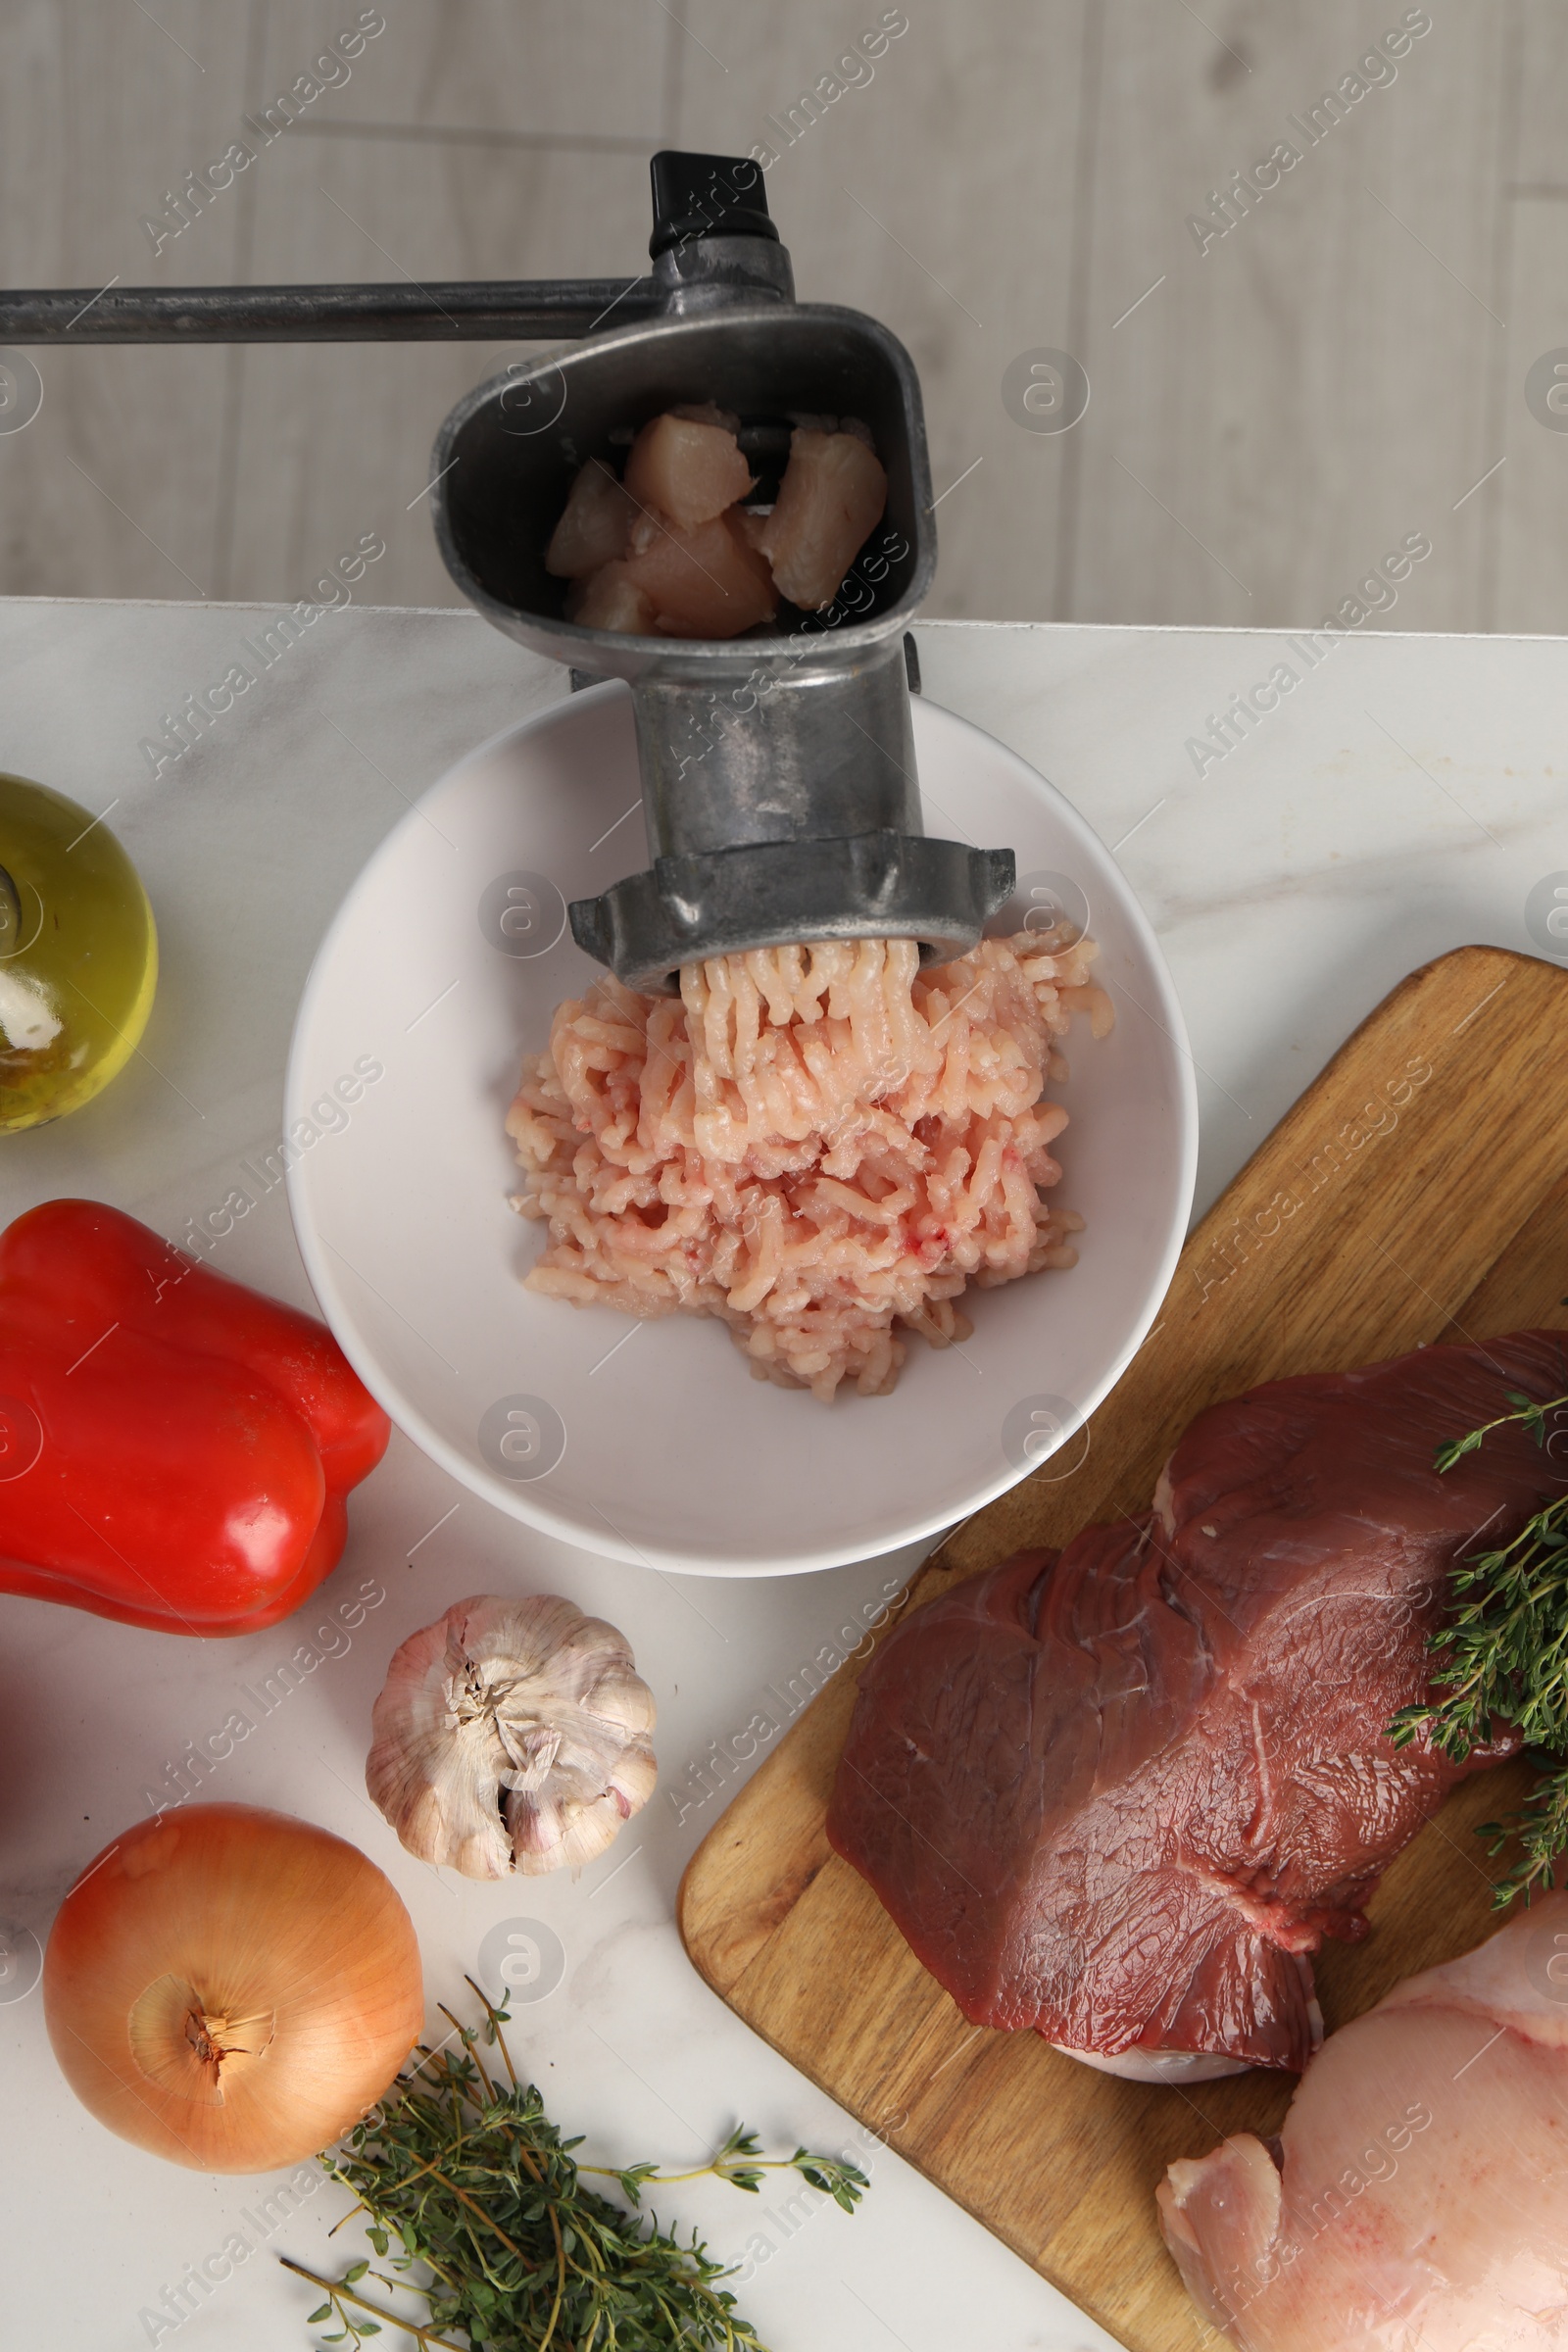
<box><xmin>43</xmin><ymin>1803</ymin><xmax>423</xmax><ymax>2172</ymax></box>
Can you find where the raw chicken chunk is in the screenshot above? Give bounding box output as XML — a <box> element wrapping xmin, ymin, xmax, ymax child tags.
<box><xmin>827</xmin><ymin>1333</ymin><xmax>1568</xmax><ymax>2070</ymax></box>
<box><xmin>760</xmin><ymin>427</ymin><xmax>888</xmax><ymax>610</ymax></box>
<box><xmin>619</xmin><ymin>508</ymin><xmax>778</xmax><ymax>638</ymax></box>
<box><xmin>565</xmin><ymin>561</ymin><xmax>656</xmax><ymax>634</ymax></box>
<box><xmin>1158</xmin><ymin>1892</ymin><xmax>1568</xmax><ymax>2350</ymax></box>
<box><xmin>669</xmin><ymin>401</ymin><xmax>741</xmax><ymax>432</ymax></box>
<box><xmin>545</xmin><ymin>459</ymin><xmax>635</xmax><ymax>578</ymax></box>
<box><xmin>623</xmin><ymin>411</ymin><xmax>753</xmax><ymax>531</ymax></box>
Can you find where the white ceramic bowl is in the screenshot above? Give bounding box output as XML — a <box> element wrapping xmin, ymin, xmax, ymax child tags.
<box><xmin>286</xmin><ymin>684</ymin><xmax>1197</xmax><ymax>1575</ymax></box>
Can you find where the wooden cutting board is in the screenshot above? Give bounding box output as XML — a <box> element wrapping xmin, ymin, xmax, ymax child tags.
<box><xmin>679</xmin><ymin>945</ymin><xmax>1568</xmax><ymax>2352</ymax></box>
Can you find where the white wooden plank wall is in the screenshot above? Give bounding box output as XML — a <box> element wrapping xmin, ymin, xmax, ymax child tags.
<box><xmin>0</xmin><ymin>1</ymin><xmax>1557</xmax><ymax>631</ymax></box>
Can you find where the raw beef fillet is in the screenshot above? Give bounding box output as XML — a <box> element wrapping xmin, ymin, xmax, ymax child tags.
<box><xmin>1158</xmin><ymin>1892</ymin><xmax>1568</xmax><ymax>2349</ymax></box>
<box><xmin>826</xmin><ymin>1332</ymin><xmax>1568</xmax><ymax>2069</ymax></box>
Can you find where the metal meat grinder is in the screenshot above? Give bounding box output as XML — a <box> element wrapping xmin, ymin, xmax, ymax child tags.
<box><xmin>0</xmin><ymin>150</ymin><xmax>1013</xmax><ymax>993</ymax></box>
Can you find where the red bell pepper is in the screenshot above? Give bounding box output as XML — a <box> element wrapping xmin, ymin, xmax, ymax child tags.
<box><xmin>0</xmin><ymin>1199</ymin><xmax>390</xmax><ymax>1635</ymax></box>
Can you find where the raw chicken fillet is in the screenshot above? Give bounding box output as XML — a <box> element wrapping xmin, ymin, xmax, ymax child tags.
<box><xmin>1159</xmin><ymin>1891</ymin><xmax>1568</xmax><ymax>2349</ymax></box>
<box><xmin>826</xmin><ymin>1333</ymin><xmax>1568</xmax><ymax>2068</ymax></box>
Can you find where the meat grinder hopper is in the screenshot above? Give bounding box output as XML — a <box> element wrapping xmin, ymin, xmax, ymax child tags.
<box><xmin>0</xmin><ymin>148</ymin><xmax>1013</xmax><ymax>991</ymax></box>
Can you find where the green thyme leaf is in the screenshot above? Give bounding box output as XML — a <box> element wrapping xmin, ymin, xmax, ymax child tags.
<box><xmin>1405</xmin><ymin>1387</ymin><xmax>1568</xmax><ymax>1904</ymax></box>
<box><xmin>284</xmin><ymin>1978</ymin><xmax>866</xmax><ymax>2349</ymax></box>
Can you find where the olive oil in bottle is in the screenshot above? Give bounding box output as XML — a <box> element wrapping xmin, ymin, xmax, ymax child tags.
<box><xmin>0</xmin><ymin>773</ymin><xmax>158</xmax><ymax>1132</ymax></box>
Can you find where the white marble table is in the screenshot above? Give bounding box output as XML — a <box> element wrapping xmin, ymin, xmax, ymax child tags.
<box><xmin>1</xmin><ymin>595</ymin><xmax>1563</xmax><ymax>2352</ymax></box>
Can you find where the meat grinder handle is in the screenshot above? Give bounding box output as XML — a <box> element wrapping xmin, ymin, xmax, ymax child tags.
<box><xmin>0</xmin><ymin>152</ymin><xmax>779</xmax><ymax>344</ymax></box>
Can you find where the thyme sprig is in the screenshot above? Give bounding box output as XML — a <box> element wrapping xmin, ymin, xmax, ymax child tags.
<box><xmin>284</xmin><ymin>1978</ymin><xmax>866</xmax><ymax>2350</ymax></box>
<box><xmin>1390</xmin><ymin>1386</ymin><xmax>1568</xmax><ymax>1906</ymax></box>
<box><xmin>577</xmin><ymin>2123</ymin><xmax>867</xmax><ymax>2213</ymax></box>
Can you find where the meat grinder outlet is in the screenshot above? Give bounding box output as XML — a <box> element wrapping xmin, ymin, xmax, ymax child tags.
<box><xmin>572</xmin><ymin>643</ymin><xmax>1014</xmax><ymax>994</ymax></box>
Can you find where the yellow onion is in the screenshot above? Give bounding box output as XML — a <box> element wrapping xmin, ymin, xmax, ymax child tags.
<box><xmin>43</xmin><ymin>1803</ymin><xmax>423</xmax><ymax>2172</ymax></box>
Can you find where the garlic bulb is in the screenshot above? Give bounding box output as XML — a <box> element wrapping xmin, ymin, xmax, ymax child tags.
<box><xmin>367</xmin><ymin>1593</ymin><xmax>657</xmax><ymax>1878</ymax></box>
